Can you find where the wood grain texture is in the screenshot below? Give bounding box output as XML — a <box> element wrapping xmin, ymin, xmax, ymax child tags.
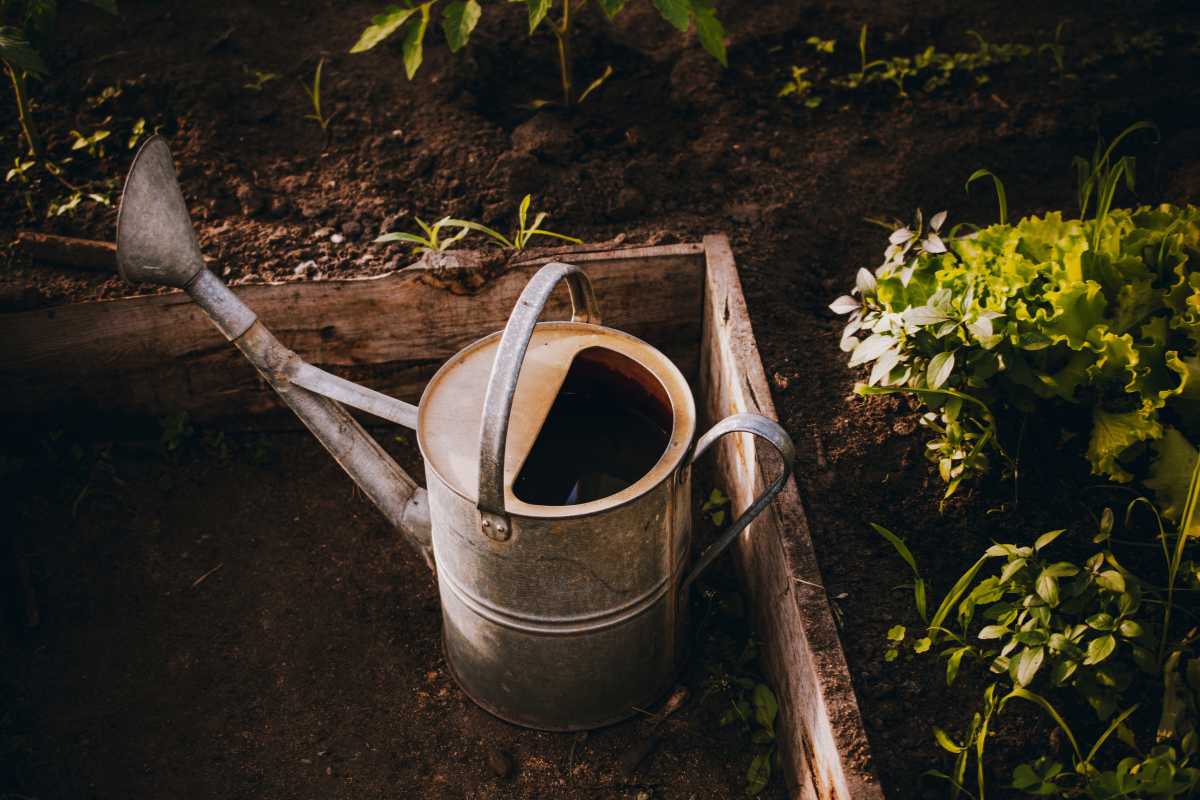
<box><xmin>699</xmin><ymin>235</ymin><xmax>882</xmax><ymax>800</ymax></box>
<box><xmin>0</xmin><ymin>243</ymin><xmax>705</xmax><ymax>423</ymax></box>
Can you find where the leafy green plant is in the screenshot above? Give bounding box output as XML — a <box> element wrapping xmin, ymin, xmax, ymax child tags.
<box><xmin>301</xmin><ymin>57</ymin><xmax>335</xmax><ymax>133</ymax></box>
<box><xmin>701</xmin><ymin>641</ymin><xmax>780</xmax><ymax>796</ymax></box>
<box><xmin>876</xmin><ymin>499</ymin><xmax>1198</xmax><ymax>798</ymax></box>
<box><xmin>2</xmin><ymin>0</ymin><xmax>118</xmax><ymax>157</ymax></box>
<box><xmin>350</xmin><ymin>0</ymin><xmax>726</xmax><ymax>109</ymax></box>
<box><xmin>832</xmin><ymin>127</ymin><xmax>1200</xmax><ymax>516</ymax></box>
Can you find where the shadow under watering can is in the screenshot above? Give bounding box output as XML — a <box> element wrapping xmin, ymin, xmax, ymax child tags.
<box><xmin>115</xmin><ymin>136</ymin><xmax>795</xmax><ymax>731</ymax></box>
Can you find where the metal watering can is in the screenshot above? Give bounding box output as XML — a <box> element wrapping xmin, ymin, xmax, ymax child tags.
<box><xmin>116</xmin><ymin>137</ymin><xmax>796</xmax><ymax>731</ymax></box>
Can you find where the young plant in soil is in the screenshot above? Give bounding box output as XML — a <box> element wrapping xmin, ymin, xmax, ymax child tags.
<box><xmin>350</xmin><ymin>0</ymin><xmax>726</xmax><ymax>109</ymax></box>
<box><xmin>873</xmin><ymin>480</ymin><xmax>1200</xmax><ymax>798</ymax></box>
<box><xmin>376</xmin><ymin>194</ymin><xmax>580</xmax><ymax>254</ymax></box>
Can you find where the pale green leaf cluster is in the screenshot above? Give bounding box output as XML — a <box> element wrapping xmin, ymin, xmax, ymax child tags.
<box><xmin>834</xmin><ymin>204</ymin><xmax>1200</xmax><ymax>513</ymax></box>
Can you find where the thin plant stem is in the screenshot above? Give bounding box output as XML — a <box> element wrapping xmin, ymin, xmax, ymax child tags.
<box><xmin>552</xmin><ymin>0</ymin><xmax>574</xmax><ymax>108</ymax></box>
<box><xmin>6</xmin><ymin>63</ymin><xmax>40</xmax><ymax>158</ymax></box>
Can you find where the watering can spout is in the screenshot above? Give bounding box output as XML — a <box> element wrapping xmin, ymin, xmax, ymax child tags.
<box><xmin>116</xmin><ymin>136</ymin><xmax>433</xmax><ymax>568</ymax></box>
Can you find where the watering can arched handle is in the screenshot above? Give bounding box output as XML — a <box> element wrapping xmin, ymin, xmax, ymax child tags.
<box><xmin>679</xmin><ymin>413</ymin><xmax>796</xmax><ymax>596</ymax></box>
<box><xmin>477</xmin><ymin>262</ymin><xmax>602</xmax><ymax>541</ymax></box>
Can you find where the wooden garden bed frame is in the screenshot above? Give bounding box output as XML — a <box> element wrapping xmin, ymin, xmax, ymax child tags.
<box><xmin>0</xmin><ymin>235</ymin><xmax>883</xmax><ymax>799</ymax></box>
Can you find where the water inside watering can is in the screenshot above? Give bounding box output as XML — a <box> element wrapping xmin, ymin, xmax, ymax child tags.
<box><xmin>514</xmin><ymin>347</ymin><xmax>672</xmax><ymax>506</ymax></box>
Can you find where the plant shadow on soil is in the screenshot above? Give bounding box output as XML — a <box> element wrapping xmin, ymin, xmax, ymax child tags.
<box><xmin>0</xmin><ymin>422</ymin><xmax>786</xmax><ymax>799</ymax></box>
<box><xmin>2</xmin><ymin>0</ymin><xmax>1200</xmax><ymax>796</ymax></box>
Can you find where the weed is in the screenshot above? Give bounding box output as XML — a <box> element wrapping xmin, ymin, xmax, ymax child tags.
<box><xmin>375</xmin><ymin>215</ymin><xmax>473</xmax><ymax>254</ymax></box>
<box><xmin>449</xmin><ymin>194</ymin><xmax>581</xmax><ymax>250</ymax></box>
<box><xmin>70</xmin><ymin>127</ymin><xmax>111</xmax><ymax>158</ymax></box>
<box><xmin>377</xmin><ymin>195</ymin><xmax>580</xmax><ymax>254</ymax></box>
<box><xmin>301</xmin><ymin>57</ymin><xmax>336</xmax><ymax>134</ymax></box>
<box><xmin>242</xmin><ymin>66</ymin><xmax>280</xmax><ymax>92</ymax></box>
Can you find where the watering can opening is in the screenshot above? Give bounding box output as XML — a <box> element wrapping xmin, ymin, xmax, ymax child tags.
<box><xmin>417</xmin><ymin>321</ymin><xmax>696</xmax><ymax>520</ymax></box>
<box><xmin>513</xmin><ymin>345</ymin><xmax>673</xmax><ymax>506</ymax></box>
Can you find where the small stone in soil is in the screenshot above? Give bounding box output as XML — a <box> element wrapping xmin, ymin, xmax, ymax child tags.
<box><xmin>330</xmin><ymin>233</ymin><xmax>345</xmax><ymax>244</ymax></box>
<box><xmin>236</xmin><ymin>184</ymin><xmax>264</xmax><ymax>217</ymax></box>
<box><xmin>484</xmin><ymin>746</ymin><xmax>513</xmax><ymax>778</ymax></box>
<box><xmin>294</xmin><ymin>260</ymin><xmax>317</xmax><ymax>277</ymax></box>
<box><xmin>341</xmin><ymin>220</ymin><xmax>363</xmax><ymax>239</ymax></box>
<box><xmin>313</xmin><ymin>227</ymin><xmax>334</xmax><ymax>240</ymax></box>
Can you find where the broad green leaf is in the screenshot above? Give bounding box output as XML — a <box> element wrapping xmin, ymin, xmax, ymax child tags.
<box><xmin>887</xmin><ymin>624</ymin><xmax>906</xmax><ymax>642</ymax></box>
<box><xmin>1014</xmin><ymin>646</ymin><xmax>1045</xmax><ymax>686</ymax></box>
<box><xmin>527</xmin><ymin>0</ymin><xmax>551</xmax><ymax>33</ymax></box>
<box><xmin>927</xmin><ymin>351</ymin><xmax>956</xmax><ymax>389</ymax></box>
<box><xmin>351</xmin><ymin>6</ymin><xmax>417</xmax><ymax>52</ymax></box>
<box><xmin>746</xmin><ymin>751</ymin><xmax>771</xmax><ymax>795</ymax></box>
<box><xmin>1084</xmin><ymin>634</ymin><xmax>1117</xmax><ymax>665</ymax></box>
<box><xmin>1034</xmin><ymin>529</ymin><xmax>1066</xmax><ymax>552</ymax></box>
<box><xmin>402</xmin><ymin>4</ymin><xmax>432</xmax><ymax>80</ymax></box>
<box><xmin>979</xmin><ymin>624</ymin><xmax>1008</xmax><ymax>640</ymax></box>
<box><xmin>1035</xmin><ymin>572</ymin><xmax>1059</xmax><ymax>606</ymax></box>
<box><xmin>1096</xmin><ymin>570</ymin><xmax>1126</xmax><ymax>593</ymax></box>
<box><xmin>848</xmin><ymin>333</ymin><xmax>896</xmax><ymax>367</ymax></box>
<box><xmin>692</xmin><ymin>0</ymin><xmax>726</xmax><ymax>66</ymax></box>
<box><xmin>752</xmin><ymin>683</ymin><xmax>778</xmax><ymax>732</ymax></box>
<box><xmin>652</xmin><ymin>0</ymin><xmax>691</xmax><ymax>32</ymax></box>
<box><xmin>441</xmin><ymin>0</ymin><xmax>481</xmax><ymax>52</ymax></box>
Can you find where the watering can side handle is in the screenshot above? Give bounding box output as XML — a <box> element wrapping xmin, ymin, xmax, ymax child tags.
<box><xmin>476</xmin><ymin>262</ymin><xmax>602</xmax><ymax>541</ymax></box>
<box><xmin>679</xmin><ymin>413</ymin><xmax>795</xmax><ymax>596</ymax></box>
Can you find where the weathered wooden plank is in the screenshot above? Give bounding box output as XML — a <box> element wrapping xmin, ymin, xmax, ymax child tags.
<box><xmin>0</xmin><ymin>243</ymin><xmax>705</xmax><ymax>422</ymax></box>
<box><xmin>700</xmin><ymin>235</ymin><xmax>882</xmax><ymax>800</ymax></box>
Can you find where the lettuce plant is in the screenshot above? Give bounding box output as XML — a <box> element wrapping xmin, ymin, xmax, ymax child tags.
<box><xmin>832</xmin><ymin>203</ymin><xmax>1200</xmax><ymax>517</ymax></box>
<box><xmin>351</xmin><ymin>0</ymin><xmax>726</xmax><ymax>109</ymax></box>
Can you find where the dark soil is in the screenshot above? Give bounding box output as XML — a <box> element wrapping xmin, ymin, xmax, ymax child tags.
<box><xmin>1</xmin><ymin>429</ymin><xmax>785</xmax><ymax>799</ymax></box>
<box><xmin>3</xmin><ymin>0</ymin><xmax>1200</xmax><ymax>796</ymax></box>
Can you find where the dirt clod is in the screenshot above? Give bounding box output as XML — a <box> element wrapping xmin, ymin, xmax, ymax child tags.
<box><xmin>485</xmin><ymin>745</ymin><xmax>514</xmax><ymax>778</ymax></box>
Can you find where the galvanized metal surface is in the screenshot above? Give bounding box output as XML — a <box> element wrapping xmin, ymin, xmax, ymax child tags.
<box><xmin>115</xmin><ymin>136</ymin><xmax>796</xmax><ymax>733</ymax></box>
<box><xmin>475</xmin><ymin>261</ymin><xmax>601</xmax><ymax>541</ymax></box>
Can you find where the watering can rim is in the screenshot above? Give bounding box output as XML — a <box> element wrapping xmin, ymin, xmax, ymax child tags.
<box><xmin>416</xmin><ymin>319</ymin><xmax>697</xmax><ymax>520</ymax></box>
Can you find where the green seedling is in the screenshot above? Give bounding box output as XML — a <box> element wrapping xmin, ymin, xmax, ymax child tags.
<box><xmin>376</xmin><ymin>215</ymin><xmax>473</xmax><ymax>254</ymax></box>
<box><xmin>70</xmin><ymin>127</ymin><xmax>111</xmax><ymax>158</ymax></box>
<box><xmin>1039</xmin><ymin>21</ymin><xmax>1071</xmax><ymax>79</ymax></box>
<box><xmin>243</xmin><ymin>66</ymin><xmax>280</xmax><ymax>92</ymax></box>
<box><xmin>351</xmin><ymin>0</ymin><xmax>726</xmax><ymax>110</ymax></box>
<box><xmin>449</xmin><ymin>194</ymin><xmax>582</xmax><ymax>250</ymax></box>
<box><xmin>301</xmin><ymin>57</ymin><xmax>336</xmax><ymax>134</ymax></box>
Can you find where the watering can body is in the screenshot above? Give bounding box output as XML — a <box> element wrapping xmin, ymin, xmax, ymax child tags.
<box><xmin>116</xmin><ymin>137</ymin><xmax>794</xmax><ymax>731</ymax></box>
